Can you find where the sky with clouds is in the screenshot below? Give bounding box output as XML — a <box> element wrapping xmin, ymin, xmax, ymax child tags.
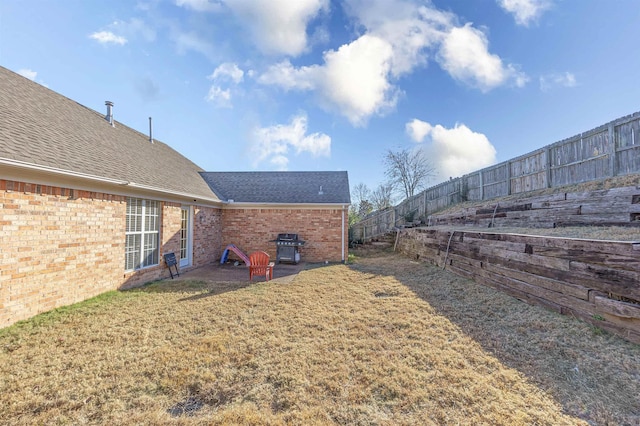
<box><xmin>1</xmin><ymin>0</ymin><xmax>639</xmax><ymax>197</ymax></box>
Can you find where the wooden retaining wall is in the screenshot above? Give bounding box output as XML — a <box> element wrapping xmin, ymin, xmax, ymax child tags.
<box><xmin>429</xmin><ymin>185</ymin><xmax>640</xmax><ymax>228</ymax></box>
<box><xmin>396</xmin><ymin>228</ymin><xmax>640</xmax><ymax>344</ymax></box>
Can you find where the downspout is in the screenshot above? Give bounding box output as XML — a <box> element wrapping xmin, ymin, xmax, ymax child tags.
<box><xmin>341</xmin><ymin>204</ymin><xmax>346</xmax><ymax>263</ymax></box>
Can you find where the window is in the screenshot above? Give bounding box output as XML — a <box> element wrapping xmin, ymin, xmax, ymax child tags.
<box><xmin>125</xmin><ymin>198</ymin><xmax>160</xmax><ymax>271</ymax></box>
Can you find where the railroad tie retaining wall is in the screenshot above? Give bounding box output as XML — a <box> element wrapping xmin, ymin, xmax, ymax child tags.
<box><xmin>396</xmin><ymin>228</ymin><xmax>640</xmax><ymax>344</ymax></box>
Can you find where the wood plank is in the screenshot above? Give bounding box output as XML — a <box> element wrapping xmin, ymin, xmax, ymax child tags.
<box><xmin>482</xmin><ymin>261</ymin><xmax>591</xmax><ymax>300</ymax></box>
<box><xmin>478</xmin><ymin>251</ymin><xmax>640</xmax><ymax>298</ymax></box>
<box><xmin>451</xmin><ymin>262</ymin><xmax>565</xmax><ymax>314</ymax></box>
<box><xmin>569</xmin><ymin>261</ymin><xmax>640</xmax><ymax>299</ymax></box>
<box><xmin>478</xmin><ymin>246</ymin><xmax>571</xmax><ymax>271</ymax></box>
<box><xmin>594</xmin><ymin>295</ymin><xmax>640</xmax><ymax>319</ymax></box>
<box><xmin>476</xmin><ymin>204</ymin><xmax>532</xmax><ymax>215</ymax></box>
<box><xmin>450</xmin><ymin>260</ymin><xmax>640</xmax><ymax>343</ymax></box>
<box><xmin>460</xmin><ymin>236</ymin><xmax>527</xmax><ymax>253</ymax></box>
<box><xmin>468</xmin><ymin>262</ymin><xmax>595</xmax><ymax>312</ymax></box>
<box><xmin>530</xmin><ymin>246</ymin><xmax>640</xmax><ymax>271</ymax></box>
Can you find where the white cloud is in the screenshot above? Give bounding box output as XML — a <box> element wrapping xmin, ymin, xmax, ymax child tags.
<box><xmin>224</xmin><ymin>0</ymin><xmax>329</xmax><ymax>56</ymax></box>
<box><xmin>437</xmin><ymin>24</ymin><xmax>528</xmax><ymax>92</ymax></box>
<box><xmin>343</xmin><ymin>0</ymin><xmax>452</xmax><ymax>77</ymax></box>
<box><xmin>209</xmin><ymin>63</ymin><xmax>244</xmax><ymax>83</ymax></box>
<box><xmin>269</xmin><ymin>155</ymin><xmax>290</xmax><ymax>170</ymax></box>
<box><xmin>17</xmin><ymin>69</ymin><xmax>37</xmax><ymax>81</ymax></box>
<box><xmin>258</xmin><ymin>1</ymin><xmax>526</xmax><ymax>126</ymax></box>
<box><xmin>206</xmin><ymin>63</ymin><xmax>245</xmax><ymax>107</ymax></box>
<box><xmin>258</xmin><ymin>60</ymin><xmax>318</xmax><ymax>91</ymax></box>
<box><xmin>406</xmin><ymin>118</ymin><xmax>432</xmax><ymax>143</ymax></box>
<box><xmin>174</xmin><ymin>0</ymin><xmax>328</xmax><ymax>55</ymax></box>
<box><xmin>539</xmin><ymin>72</ymin><xmax>577</xmax><ymax>92</ymax></box>
<box><xmin>318</xmin><ymin>35</ymin><xmax>397</xmax><ymax>126</ymax></box>
<box><xmin>498</xmin><ymin>0</ymin><xmax>552</xmax><ymax>26</ymax></box>
<box><xmin>89</xmin><ymin>31</ymin><xmax>128</xmax><ymax>45</ymax></box>
<box><xmin>17</xmin><ymin>68</ymin><xmax>48</xmax><ymax>87</ymax></box>
<box><xmin>205</xmin><ymin>86</ymin><xmax>232</xmax><ymax>107</ymax></box>
<box><xmin>259</xmin><ymin>35</ymin><xmax>397</xmax><ymax>126</ymax></box>
<box><xmin>175</xmin><ymin>0</ymin><xmax>223</xmax><ymax>12</ymax></box>
<box><xmin>90</xmin><ymin>19</ymin><xmax>154</xmax><ymax>47</ymax></box>
<box><xmin>251</xmin><ymin>114</ymin><xmax>331</xmax><ymax>169</ymax></box>
<box><xmin>407</xmin><ymin>119</ymin><xmax>497</xmax><ymax>180</ymax></box>
<box><xmin>115</xmin><ymin>18</ymin><xmax>156</xmax><ymax>42</ymax></box>
<box><xmin>173</xmin><ymin>31</ymin><xmax>214</xmax><ymax>58</ymax></box>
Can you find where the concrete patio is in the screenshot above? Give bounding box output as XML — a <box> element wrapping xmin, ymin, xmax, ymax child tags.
<box><xmin>170</xmin><ymin>261</ymin><xmax>308</xmax><ymax>284</ymax></box>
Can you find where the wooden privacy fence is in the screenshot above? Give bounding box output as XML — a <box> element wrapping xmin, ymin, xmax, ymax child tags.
<box><xmin>396</xmin><ymin>228</ymin><xmax>640</xmax><ymax>344</ymax></box>
<box><xmin>351</xmin><ymin>111</ymin><xmax>640</xmax><ymax>241</ymax></box>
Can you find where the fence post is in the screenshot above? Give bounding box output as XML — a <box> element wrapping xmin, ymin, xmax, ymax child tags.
<box><xmin>608</xmin><ymin>123</ymin><xmax>617</xmax><ymax>177</ymax></box>
<box><xmin>478</xmin><ymin>170</ymin><xmax>484</xmax><ymax>200</ymax></box>
<box><xmin>545</xmin><ymin>147</ymin><xmax>552</xmax><ymax>188</ymax></box>
<box><xmin>421</xmin><ymin>189</ymin><xmax>426</xmax><ymax>219</ymax></box>
<box><xmin>506</xmin><ymin>161</ymin><xmax>512</xmax><ymax>195</ymax></box>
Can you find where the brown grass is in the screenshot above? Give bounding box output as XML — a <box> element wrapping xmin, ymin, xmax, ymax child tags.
<box><xmin>1</xmin><ymin>252</ymin><xmax>638</xmax><ymax>425</ymax></box>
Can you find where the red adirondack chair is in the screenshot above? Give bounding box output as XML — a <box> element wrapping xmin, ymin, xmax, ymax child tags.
<box><xmin>249</xmin><ymin>251</ymin><xmax>274</xmax><ymax>281</ymax></box>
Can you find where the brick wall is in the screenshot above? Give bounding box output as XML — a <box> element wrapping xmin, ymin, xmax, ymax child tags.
<box><xmin>0</xmin><ymin>179</ymin><xmax>222</xmax><ymax>327</ymax></box>
<box><xmin>0</xmin><ymin>180</ymin><xmax>126</xmax><ymax>327</ymax></box>
<box><xmin>221</xmin><ymin>207</ymin><xmax>348</xmax><ymax>263</ymax></box>
<box><xmin>194</xmin><ymin>206</ymin><xmax>223</xmax><ymax>267</ymax></box>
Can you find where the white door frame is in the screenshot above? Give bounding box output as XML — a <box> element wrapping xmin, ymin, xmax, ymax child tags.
<box><xmin>180</xmin><ymin>206</ymin><xmax>193</xmax><ymax>267</ymax></box>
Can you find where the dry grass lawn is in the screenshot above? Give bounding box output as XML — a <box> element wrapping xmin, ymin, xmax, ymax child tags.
<box><xmin>1</xmin><ymin>251</ymin><xmax>638</xmax><ymax>425</ymax></box>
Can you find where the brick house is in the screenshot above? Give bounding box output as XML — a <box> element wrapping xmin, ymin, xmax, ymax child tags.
<box><xmin>0</xmin><ymin>66</ymin><xmax>350</xmax><ymax>327</ymax></box>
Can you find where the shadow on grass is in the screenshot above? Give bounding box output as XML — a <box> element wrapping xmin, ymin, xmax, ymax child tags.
<box><xmin>130</xmin><ymin>279</ymin><xmax>254</xmax><ymax>302</ymax></box>
<box><xmin>348</xmin><ymin>248</ymin><xmax>640</xmax><ymax>426</ymax></box>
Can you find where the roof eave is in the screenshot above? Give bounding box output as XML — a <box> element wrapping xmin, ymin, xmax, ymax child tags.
<box><xmin>0</xmin><ymin>157</ymin><xmax>223</xmax><ymax>205</ymax></box>
<box><xmin>222</xmin><ymin>201</ymin><xmax>350</xmax><ymax>209</ymax></box>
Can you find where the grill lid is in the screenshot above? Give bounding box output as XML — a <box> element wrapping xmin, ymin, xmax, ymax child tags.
<box><xmin>276</xmin><ymin>233</ymin><xmax>298</xmax><ymax>241</ymax></box>
<box><xmin>273</xmin><ymin>233</ymin><xmax>305</xmax><ymax>246</ymax></box>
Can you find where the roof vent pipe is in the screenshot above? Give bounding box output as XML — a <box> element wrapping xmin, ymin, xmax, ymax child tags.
<box><xmin>105</xmin><ymin>101</ymin><xmax>114</xmax><ymax>126</ymax></box>
<box><xmin>149</xmin><ymin>117</ymin><xmax>154</xmax><ymax>143</ymax></box>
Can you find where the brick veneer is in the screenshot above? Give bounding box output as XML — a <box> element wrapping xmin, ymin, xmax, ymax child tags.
<box><xmin>221</xmin><ymin>207</ymin><xmax>348</xmax><ymax>263</ymax></box>
<box><xmin>0</xmin><ymin>179</ymin><xmax>221</xmax><ymax>327</ymax></box>
<box><xmin>1</xmin><ymin>179</ymin><xmax>347</xmax><ymax>328</ymax></box>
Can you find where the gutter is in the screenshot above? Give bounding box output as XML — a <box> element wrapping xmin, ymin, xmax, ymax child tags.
<box><xmin>125</xmin><ymin>182</ymin><xmax>221</xmax><ymax>204</ymax></box>
<box><xmin>0</xmin><ymin>157</ymin><xmax>129</xmax><ymax>185</ymax></box>
<box><xmin>0</xmin><ymin>158</ymin><xmax>222</xmax><ymax>204</ymax></box>
<box><xmin>221</xmin><ymin>201</ymin><xmax>350</xmax><ymax>208</ymax></box>
<box><xmin>342</xmin><ymin>204</ymin><xmax>346</xmax><ymax>263</ymax></box>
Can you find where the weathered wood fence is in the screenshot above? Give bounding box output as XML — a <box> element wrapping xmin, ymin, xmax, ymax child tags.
<box><xmin>352</xmin><ymin>111</ymin><xmax>640</xmax><ymax>241</ymax></box>
<box><xmin>396</xmin><ymin>228</ymin><xmax>640</xmax><ymax>344</ymax></box>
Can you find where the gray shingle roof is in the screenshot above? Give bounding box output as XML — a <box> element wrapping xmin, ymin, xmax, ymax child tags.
<box><xmin>200</xmin><ymin>171</ymin><xmax>351</xmax><ymax>204</ymax></box>
<box><xmin>0</xmin><ymin>66</ymin><xmax>219</xmax><ymax>201</ymax></box>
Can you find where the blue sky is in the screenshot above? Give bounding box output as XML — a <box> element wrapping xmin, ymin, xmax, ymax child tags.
<box><xmin>1</xmin><ymin>0</ymin><xmax>639</xmax><ymax>197</ymax></box>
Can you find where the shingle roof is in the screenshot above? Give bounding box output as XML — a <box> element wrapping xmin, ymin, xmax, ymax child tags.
<box><xmin>0</xmin><ymin>66</ymin><xmax>219</xmax><ymax>201</ymax></box>
<box><xmin>200</xmin><ymin>171</ymin><xmax>351</xmax><ymax>204</ymax></box>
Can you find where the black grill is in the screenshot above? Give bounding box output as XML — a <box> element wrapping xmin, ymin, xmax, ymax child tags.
<box><xmin>273</xmin><ymin>233</ymin><xmax>305</xmax><ymax>264</ymax></box>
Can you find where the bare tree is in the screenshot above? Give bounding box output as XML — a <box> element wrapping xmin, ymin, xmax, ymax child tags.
<box><xmin>351</xmin><ymin>183</ymin><xmax>371</xmax><ymax>209</ymax></box>
<box><xmin>371</xmin><ymin>183</ymin><xmax>394</xmax><ymax>210</ymax></box>
<box><xmin>350</xmin><ymin>182</ymin><xmax>373</xmax><ymax>220</ymax></box>
<box><xmin>384</xmin><ymin>147</ymin><xmax>435</xmax><ymax>199</ymax></box>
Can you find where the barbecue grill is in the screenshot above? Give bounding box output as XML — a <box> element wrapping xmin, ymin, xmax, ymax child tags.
<box><xmin>273</xmin><ymin>233</ymin><xmax>305</xmax><ymax>264</ymax></box>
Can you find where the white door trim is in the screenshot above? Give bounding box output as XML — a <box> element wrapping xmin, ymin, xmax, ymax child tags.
<box><xmin>180</xmin><ymin>206</ymin><xmax>193</xmax><ymax>267</ymax></box>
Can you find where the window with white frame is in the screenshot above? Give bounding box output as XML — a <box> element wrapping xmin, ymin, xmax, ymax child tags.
<box><xmin>125</xmin><ymin>198</ymin><xmax>160</xmax><ymax>271</ymax></box>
